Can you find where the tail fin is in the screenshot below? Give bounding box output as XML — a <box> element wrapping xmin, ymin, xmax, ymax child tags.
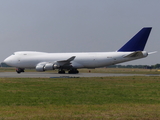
<box><xmin>118</xmin><ymin>27</ymin><xmax>152</xmax><ymax>52</ymax></box>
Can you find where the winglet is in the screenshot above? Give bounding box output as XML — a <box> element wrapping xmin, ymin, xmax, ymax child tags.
<box><xmin>118</xmin><ymin>27</ymin><xmax>152</xmax><ymax>52</ymax></box>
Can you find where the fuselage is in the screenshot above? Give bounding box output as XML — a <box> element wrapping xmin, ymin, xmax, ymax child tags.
<box><xmin>4</xmin><ymin>51</ymin><xmax>147</xmax><ymax>69</ymax></box>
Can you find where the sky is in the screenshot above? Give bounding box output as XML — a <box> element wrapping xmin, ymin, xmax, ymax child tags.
<box><xmin>0</xmin><ymin>0</ymin><xmax>159</xmax><ymax>65</ymax></box>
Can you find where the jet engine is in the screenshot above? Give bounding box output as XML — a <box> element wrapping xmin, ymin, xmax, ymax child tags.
<box><xmin>36</xmin><ymin>64</ymin><xmax>45</xmax><ymax>72</ymax></box>
<box><xmin>44</xmin><ymin>63</ymin><xmax>55</xmax><ymax>70</ymax></box>
<box><xmin>36</xmin><ymin>62</ymin><xmax>60</xmax><ymax>72</ymax></box>
<box><xmin>45</xmin><ymin>62</ymin><xmax>60</xmax><ymax>70</ymax></box>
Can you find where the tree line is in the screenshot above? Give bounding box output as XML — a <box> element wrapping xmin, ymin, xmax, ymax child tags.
<box><xmin>108</xmin><ymin>64</ymin><xmax>160</xmax><ymax>69</ymax></box>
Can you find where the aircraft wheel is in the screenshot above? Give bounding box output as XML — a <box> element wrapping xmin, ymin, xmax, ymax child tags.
<box><xmin>68</xmin><ymin>69</ymin><xmax>79</xmax><ymax>74</ymax></box>
<box><xmin>16</xmin><ymin>68</ymin><xmax>25</xmax><ymax>74</ymax></box>
<box><xmin>58</xmin><ymin>70</ymin><xmax>65</xmax><ymax>74</ymax></box>
<box><xmin>16</xmin><ymin>71</ymin><xmax>21</xmax><ymax>74</ymax></box>
<box><xmin>76</xmin><ymin>70</ymin><xmax>79</xmax><ymax>74</ymax></box>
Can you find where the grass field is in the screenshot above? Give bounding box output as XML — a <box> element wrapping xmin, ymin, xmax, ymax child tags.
<box><xmin>0</xmin><ymin>76</ymin><xmax>160</xmax><ymax>119</ymax></box>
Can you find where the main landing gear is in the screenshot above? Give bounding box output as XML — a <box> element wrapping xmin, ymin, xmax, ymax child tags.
<box><xmin>58</xmin><ymin>69</ymin><xmax>65</xmax><ymax>74</ymax></box>
<box><xmin>58</xmin><ymin>69</ymin><xmax>79</xmax><ymax>74</ymax></box>
<box><xmin>68</xmin><ymin>69</ymin><xmax>79</xmax><ymax>74</ymax></box>
<box><xmin>16</xmin><ymin>68</ymin><xmax>25</xmax><ymax>74</ymax></box>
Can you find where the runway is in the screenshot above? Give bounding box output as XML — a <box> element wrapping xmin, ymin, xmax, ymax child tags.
<box><xmin>0</xmin><ymin>72</ymin><xmax>159</xmax><ymax>78</ymax></box>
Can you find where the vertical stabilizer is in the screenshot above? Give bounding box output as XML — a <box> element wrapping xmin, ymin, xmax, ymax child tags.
<box><xmin>118</xmin><ymin>27</ymin><xmax>152</xmax><ymax>52</ymax></box>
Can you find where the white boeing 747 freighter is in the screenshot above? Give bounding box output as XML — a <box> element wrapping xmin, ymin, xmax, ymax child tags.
<box><xmin>4</xmin><ymin>27</ymin><xmax>155</xmax><ymax>74</ymax></box>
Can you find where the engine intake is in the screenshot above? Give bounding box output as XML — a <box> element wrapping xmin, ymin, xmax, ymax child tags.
<box><xmin>36</xmin><ymin>64</ymin><xmax>45</xmax><ymax>72</ymax></box>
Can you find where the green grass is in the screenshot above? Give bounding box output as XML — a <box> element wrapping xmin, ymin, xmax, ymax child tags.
<box><xmin>0</xmin><ymin>77</ymin><xmax>160</xmax><ymax>119</ymax></box>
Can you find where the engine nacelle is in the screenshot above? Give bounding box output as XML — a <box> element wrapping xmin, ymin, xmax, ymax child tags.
<box><xmin>44</xmin><ymin>63</ymin><xmax>55</xmax><ymax>70</ymax></box>
<box><xmin>44</xmin><ymin>62</ymin><xmax>60</xmax><ymax>71</ymax></box>
<box><xmin>53</xmin><ymin>63</ymin><xmax>60</xmax><ymax>69</ymax></box>
<box><xmin>36</xmin><ymin>64</ymin><xmax>45</xmax><ymax>72</ymax></box>
<box><xmin>36</xmin><ymin>62</ymin><xmax>62</xmax><ymax>71</ymax></box>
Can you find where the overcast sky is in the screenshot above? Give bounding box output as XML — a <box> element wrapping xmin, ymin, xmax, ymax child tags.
<box><xmin>0</xmin><ymin>0</ymin><xmax>159</xmax><ymax>65</ymax></box>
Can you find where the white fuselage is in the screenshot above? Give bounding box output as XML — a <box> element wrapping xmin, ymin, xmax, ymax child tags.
<box><xmin>4</xmin><ymin>51</ymin><xmax>147</xmax><ymax>69</ymax></box>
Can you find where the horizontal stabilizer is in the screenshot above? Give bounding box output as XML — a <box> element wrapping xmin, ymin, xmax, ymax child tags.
<box><xmin>148</xmin><ymin>51</ymin><xmax>157</xmax><ymax>55</ymax></box>
<box><xmin>123</xmin><ymin>51</ymin><xmax>148</xmax><ymax>58</ymax></box>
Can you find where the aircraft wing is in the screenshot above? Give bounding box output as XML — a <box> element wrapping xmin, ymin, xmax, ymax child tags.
<box><xmin>56</xmin><ymin>56</ymin><xmax>76</xmax><ymax>66</ymax></box>
<box><xmin>36</xmin><ymin>56</ymin><xmax>76</xmax><ymax>71</ymax></box>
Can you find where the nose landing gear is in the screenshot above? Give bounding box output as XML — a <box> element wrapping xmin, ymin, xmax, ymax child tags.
<box><xmin>16</xmin><ymin>68</ymin><xmax>25</xmax><ymax>74</ymax></box>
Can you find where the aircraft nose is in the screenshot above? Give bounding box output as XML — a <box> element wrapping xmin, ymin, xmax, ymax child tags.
<box><xmin>3</xmin><ymin>55</ymin><xmax>17</xmax><ymax>66</ymax></box>
<box><xmin>4</xmin><ymin>57</ymin><xmax>12</xmax><ymax>65</ymax></box>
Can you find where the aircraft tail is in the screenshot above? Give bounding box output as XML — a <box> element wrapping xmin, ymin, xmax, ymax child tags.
<box><xmin>118</xmin><ymin>27</ymin><xmax>152</xmax><ymax>52</ymax></box>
